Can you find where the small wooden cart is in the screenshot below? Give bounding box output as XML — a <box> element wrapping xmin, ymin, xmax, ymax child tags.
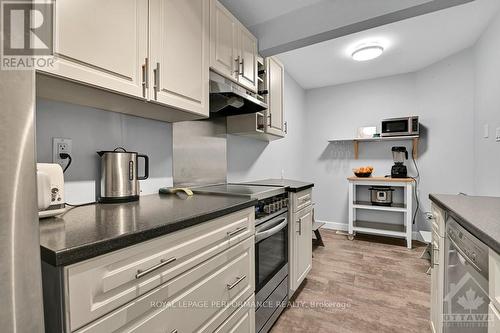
<box><xmin>347</xmin><ymin>176</ymin><xmax>415</xmax><ymax>249</ymax></box>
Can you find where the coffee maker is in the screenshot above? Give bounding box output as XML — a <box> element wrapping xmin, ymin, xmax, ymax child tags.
<box><xmin>391</xmin><ymin>146</ymin><xmax>408</xmax><ymax>178</ymax></box>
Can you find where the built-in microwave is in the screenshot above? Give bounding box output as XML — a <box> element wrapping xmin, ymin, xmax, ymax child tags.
<box><xmin>381</xmin><ymin>116</ymin><xmax>419</xmax><ymax>137</ymax></box>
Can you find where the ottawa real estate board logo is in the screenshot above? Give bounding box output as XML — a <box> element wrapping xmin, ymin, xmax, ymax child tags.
<box><xmin>1</xmin><ymin>0</ymin><xmax>55</xmax><ymax>70</ymax></box>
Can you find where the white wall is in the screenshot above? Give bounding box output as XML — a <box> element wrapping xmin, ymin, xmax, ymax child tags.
<box><xmin>36</xmin><ymin>99</ymin><xmax>173</xmax><ymax>204</ymax></box>
<box><xmin>227</xmin><ymin>72</ymin><xmax>307</xmax><ymax>182</ymax></box>
<box><xmin>304</xmin><ymin>49</ymin><xmax>475</xmax><ymax>231</ymax></box>
<box><xmin>474</xmin><ymin>10</ymin><xmax>500</xmax><ymax>196</ymax></box>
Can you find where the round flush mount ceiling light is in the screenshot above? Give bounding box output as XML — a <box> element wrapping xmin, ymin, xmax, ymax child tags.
<box><xmin>351</xmin><ymin>44</ymin><xmax>384</xmax><ymax>61</ymax></box>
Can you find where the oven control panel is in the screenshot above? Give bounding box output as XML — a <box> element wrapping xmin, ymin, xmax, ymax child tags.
<box><xmin>255</xmin><ymin>194</ymin><xmax>288</xmax><ymax>220</ymax></box>
<box><xmin>447</xmin><ymin>217</ymin><xmax>489</xmax><ymax>275</ymax></box>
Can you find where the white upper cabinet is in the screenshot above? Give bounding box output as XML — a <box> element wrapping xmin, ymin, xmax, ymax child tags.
<box><xmin>210</xmin><ymin>0</ymin><xmax>258</xmax><ymax>93</ymax></box>
<box><xmin>149</xmin><ymin>0</ymin><xmax>209</xmax><ymax>117</ymax></box>
<box><xmin>38</xmin><ymin>0</ymin><xmax>210</xmax><ymax>120</ymax></box>
<box><xmin>266</xmin><ymin>56</ymin><xmax>285</xmax><ymax>137</ymax></box>
<box><xmin>41</xmin><ymin>0</ymin><xmax>148</xmax><ymax>98</ymax></box>
<box><xmin>237</xmin><ymin>27</ymin><xmax>258</xmax><ymax>92</ymax></box>
<box><xmin>210</xmin><ymin>0</ymin><xmax>238</xmax><ymax>80</ymax></box>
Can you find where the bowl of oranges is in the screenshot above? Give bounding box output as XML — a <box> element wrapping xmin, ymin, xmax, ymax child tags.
<box><xmin>353</xmin><ymin>166</ymin><xmax>374</xmax><ymax>178</ymax></box>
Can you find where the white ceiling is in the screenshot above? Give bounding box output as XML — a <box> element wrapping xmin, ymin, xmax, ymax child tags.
<box><xmin>221</xmin><ymin>0</ymin><xmax>437</xmax><ymax>55</ymax></box>
<box><xmin>277</xmin><ymin>0</ymin><xmax>500</xmax><ymax>89</ymax></box>
<box><xmin>220</xmin><ymin>0</ymin><xmax>324</xmax><ymax>27</ymax></box>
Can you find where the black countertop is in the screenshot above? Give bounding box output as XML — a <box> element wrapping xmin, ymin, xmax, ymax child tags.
<box><xmin>237</xmin><ymin>178</ymin><xmax>314</xmax><ymax>192</ymax></box>
<box><xmin>40</xmin><ymin>193</ymin><xmax>257</xmax><ymax>267</ymax></box>
<box><xmin>429</xmin><ymin>194</ymin><xmax>500</xmax><ymax>254</ymax></box>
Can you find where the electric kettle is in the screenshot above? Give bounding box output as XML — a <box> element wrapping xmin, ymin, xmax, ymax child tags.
<box><xmin>97</xmin><ymin>147</ymin><xmax>149</xmax><ymax>203</ymax></box>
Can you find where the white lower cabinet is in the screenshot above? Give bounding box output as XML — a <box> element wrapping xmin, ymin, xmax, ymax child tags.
<box><xmin>489</xmin><ymin>302</ymin><xmax>500</xmax><ymax>333</ymax></box>
<box><xmin>288</xmin><ymin>189</ymin><xmax>313</xmax><ymax>295</ymax></box>
<box><xmin>430</xmin><ymin>204</ymin><xmax>445</xmax><ymax>333</ymax></box>
<box><xmin>214</xmin><ymin>295</ymin><xmax>255</xmax><ymax>333</ymax></box>
<box><xmin>43</xmin><ymin>208</ymin><xmax>256</xmax><ymax>333</ymax></box>
<box><xmin>68</xmin><ymin>209</ymin><xmax>254</xmax><ymax>331</ymax></box>
<box><xmin>490</xmin><ymin>249</ymin><xmax>500</xmax><ymax>311</ymax></box>
<box><xmin>490</xmin><ymin>249</ymin><xmax>500</xmax><ymax>333</ymax></box>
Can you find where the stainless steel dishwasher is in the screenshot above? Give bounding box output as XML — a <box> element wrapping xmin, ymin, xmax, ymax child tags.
<box><xmin>443</xmin><ymin>217</ymin><xmax>489</xmax><ymax>333</ymax></box>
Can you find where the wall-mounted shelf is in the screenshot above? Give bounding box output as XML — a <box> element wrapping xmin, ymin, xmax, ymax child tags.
<box><xmin>328</xmin><ymin>135</ymin><xmax>420</xmax><ymax>159</ymax></box>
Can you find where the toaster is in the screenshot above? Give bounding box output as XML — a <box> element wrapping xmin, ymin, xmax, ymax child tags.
<box><xmin>37</xmin><ymin>163</ymin><xmax>66</xmax><ymax>218</ymax></box>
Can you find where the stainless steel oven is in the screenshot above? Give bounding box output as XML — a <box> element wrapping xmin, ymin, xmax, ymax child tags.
<box><xmin>255</xmin><ymin>209</ymin><xmax>289</xmax><ymax>333</ymax></box>
<box><xmin>443</xmin><ymin>217</ymin><xmax>489</xmax><ymax>333</ymax></box>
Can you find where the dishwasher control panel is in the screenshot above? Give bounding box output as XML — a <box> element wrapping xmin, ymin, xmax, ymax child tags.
<box><xmin>447</xmin><ymin>217</ymin><xmax>489</xmax><ymax>275</ymax></box>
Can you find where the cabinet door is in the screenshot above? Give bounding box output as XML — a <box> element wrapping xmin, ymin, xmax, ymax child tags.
<box><xmin>293</xmin><ymin>206</ymin><xmax>313</xmax><ymax>290</ymax></box>
<box><xmin>489</xmin><ymin>303</ymin><xmax>500</xmax><ymax>333</ymax></box>
<box><xmin>210</xmin><ymin>0</ymin><xmax>238</xmax><ymax>80</ymax></box>
<box><xmin>237</xmin><ymin>26</ymin><xmax>258</xmax><ymax>92</ymax></box>
<box><xmin>40</xmin><ymin>0</ymin><xmax>148</xmax><ymax>98</ymax></box>
<box><xmin>149</xmin><ymin>0</ymin><xmax>209</xmax><ymax>117</ymax></box>
<box><xmin>266</xmin><ymin>57</ymin><xmax>285</xmax><ymax>137</ymax></box>
<box><xmin>214</xmin><ymin>295</ymin><xmax>255</xmax><ymax>333</ymax></box>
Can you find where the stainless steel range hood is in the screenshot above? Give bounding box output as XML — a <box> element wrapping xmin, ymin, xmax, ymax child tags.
<box><xmin>209</xmin><ymin>71</ymin><xmax>268</xmax><ymax>116</ymax></box>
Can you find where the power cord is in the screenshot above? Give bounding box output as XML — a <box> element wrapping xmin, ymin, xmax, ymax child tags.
<box><xmin>59</xmin><ymin>153</ymin><xmax>72</xmax><ymax>173</ymax></box>
<box><xmin>410</xmin><ymin>147</ymin><xmax>420</xmax><ymax>225</ymax></box>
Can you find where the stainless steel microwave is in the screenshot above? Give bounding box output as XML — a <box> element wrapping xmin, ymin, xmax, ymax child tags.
<box><xmin>381</xmin><ymin>116</ymin><xmax>419</xmax><ymax>137</ymax></box>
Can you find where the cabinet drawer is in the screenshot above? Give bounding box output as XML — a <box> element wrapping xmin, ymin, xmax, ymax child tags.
<box><xmin>431</xmin><ymin>203</ymin><xmax>446</xmax><ymax>237</ymax></box>
<box><xmin>489</xmin><ymin>303</ymin><xmax>500</xmax><ymax>333</ymax></box>
<box><xmin>291</xmin><ymin>189</ymin><xmax>312</xmax><ymax>212</ymax></box>
<box><xmin>214</xmin><ymin>295</ymin><xmax>255</xmax><ymax>333</ymax></box>
<box><xmin>76</xmin><ymin>237</ymin><xmax>255</xmax><ymax>333</ymax></box>
<box><xmin>67</xmin><ymin>208</ymin><xmax>254</xmax><ymax>331</ymax></box>
<box><xmin>490</xmin><ymin>249</ymin><xmax>500</xmax><ymax>311</ymax></box>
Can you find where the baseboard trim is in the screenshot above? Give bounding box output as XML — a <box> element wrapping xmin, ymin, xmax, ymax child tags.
<box><xmin>316</xmin><ymin>220</ymin><xmax>348</xmax><ymax>231</ymax></box>
<box><xmin>315</xmin><ymin>220</ymin><xmax>424</xmax><ymax>242</ymax></box>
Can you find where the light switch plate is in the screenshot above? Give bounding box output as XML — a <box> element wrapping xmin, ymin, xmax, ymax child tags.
<box><xmin>483</xmin><ymin>124</ymin><xmax>489</xmax><ymax>138</ymax></box>
<box><xmin>496</xmin><ymin>127</ymin><xmax>500</xmax><ymax>142</ymax></box>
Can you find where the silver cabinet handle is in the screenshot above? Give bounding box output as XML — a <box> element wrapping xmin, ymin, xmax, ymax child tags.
<box><xmin>234</xmin><ymin>56</ymin><xmax>241</xmax><ymax>76</ymax></box>
<box><xmin>297</xmin><ymin>212</ymin><xmax>311</xmax><ymax>235</ymax></box>
<box><xmin>240</xmin><ymin>58</ymin><xmax>244</xmax><ymax>76</ymax></box>
<box><xmin>141</xmin><ymin>58</ymin><xmax>148</xmax><ymax>98</ymax></box>
<box><xmin>227</xmin><ymin>275</ymin><xmax>246</xmax><ymax>290</ymax></box>
<box><xmin>227</xmin><ymin>226</ymin><xmax>246</xmax><ymax>238</ymax></box>
<box><xmin>135</xmin><ymin>257</ymin><xmax>176</xmax><ymax>279</ymax></box>
<box><xmin>170</xmin><ymin>330</ymin><xmax>178</xmax><ymax>333</ymax></box>
<box><xmin>268</xmin><ymin>112</ymin><xmax>272</xmax><ymax>127</ymax></box>
<box><xmin>431</xmin><ymin>243</ymin><xmax>438</xmax><ymax>267</ymax></box>
<box><xmin>284</xmin><ymin>121</ymin><xmax>288</xmax><ymax>134</ymax></box>
<box><xmin>153</xmin><ymin>62</ymin><xmax>160</xmax><ymax>100</ymax></box>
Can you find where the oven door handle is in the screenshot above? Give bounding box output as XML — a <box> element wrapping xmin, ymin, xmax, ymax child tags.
<box><xmin>255</xmin><ymin>218</ymin><xmax>287</xmax><ymax>242</ymax></box>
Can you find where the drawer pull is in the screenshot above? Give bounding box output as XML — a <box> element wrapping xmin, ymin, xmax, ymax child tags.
<box><xmin>135</xmin><ymin>257</ymin><xmax>176</xmax><ymax>279</ymax></box>
<box><xmin>171</xmin><ymin>330</ymin><xmax>178</xmax><ymax>333</ymax></box>
<box><xmin>227</xmin><ymin>275</ymin><xmax>246</xmax><ymax>290</ymax></box>
<box><xmin>227</xmin><ymin>226</ymin><xmax>246</xmax><ymax>238</ymax></box>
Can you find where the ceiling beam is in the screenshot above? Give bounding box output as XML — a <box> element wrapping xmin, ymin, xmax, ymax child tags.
<box><xmin>258</xmin><ymin>0</ymin><xmax>475</xmax><ymax>56</ymax></box>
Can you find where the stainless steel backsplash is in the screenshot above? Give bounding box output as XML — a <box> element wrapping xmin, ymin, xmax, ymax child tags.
<box><xmin>172</xmin><ymin>118</ymin><xmax>227</xmax><ymax>187</ymax></box>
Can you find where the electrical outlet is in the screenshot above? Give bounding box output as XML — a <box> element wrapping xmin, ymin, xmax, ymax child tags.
<box><xmin>52</xmin><ymin>138</ymin><xmax>72</xmax><ymax>168</ymax></box>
